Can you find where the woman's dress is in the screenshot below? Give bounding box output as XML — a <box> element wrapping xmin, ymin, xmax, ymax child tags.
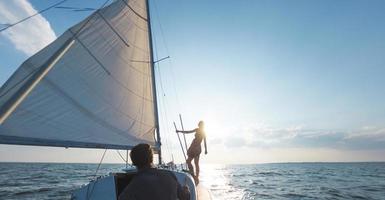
<box><xmin>187</xmin><ymin>129</ymin><xmax>205</xmax><ymax>158</ymax></box>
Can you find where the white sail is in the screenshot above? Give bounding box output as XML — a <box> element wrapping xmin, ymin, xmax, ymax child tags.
<box><xmin>0</xmin><ymin>0</ymin><xmax>157</xmax><ymax>149</ymax></box>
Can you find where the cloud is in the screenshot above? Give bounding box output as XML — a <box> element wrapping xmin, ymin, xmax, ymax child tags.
<box><xmin>214</xmin><ymin>124</ymin><xmax>385</xmax><ymax>150</ymax></box>
<box><xmin>0</xmin><ymin>0</ymin><xmax>56</xmax><ymax>55</ymax></box>
<box><xmin>209</xmin><ymin>137</ymin><xmax>223</xmax><ymax>145</ymax></box>
<box><xmin>345</xmin><ymin>126</ymin><xmax>385</xmax><ymax>141</ymax></box>
<box><xmin>224</xmin><ymin>137</ymin><xmax>246</xmax><ymax>148</ymax></box>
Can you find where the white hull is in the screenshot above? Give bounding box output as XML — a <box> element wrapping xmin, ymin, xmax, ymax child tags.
<box><xmin>71</xmin><ymin>169</ymin><xmax>211</xmax><ymax>200</ymax></box>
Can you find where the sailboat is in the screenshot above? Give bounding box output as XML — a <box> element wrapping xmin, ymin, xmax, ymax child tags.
<box><xmin>0</xmin><ymin>0</ymin><xmax>211</xmax><ymax>199</ymax></box>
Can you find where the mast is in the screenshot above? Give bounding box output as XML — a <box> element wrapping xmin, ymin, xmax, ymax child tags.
<box><xmin>146</xmin><ymin>0</ymin><xmax>162</xmax><ymax>164</ymax></box>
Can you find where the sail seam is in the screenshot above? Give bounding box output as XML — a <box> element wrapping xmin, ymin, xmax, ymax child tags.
<box><xmin>121</xmin><ymin>0</ymin><xmax>148</xmax><ymax>21</ymax></box>
<box><xmin>8</xmin><ymin>104</ymin><xmax>155</xmax><ymax>146</ymax></box>
<box><xmin>69</xmin><ymin>29</ymin><xmax>155</xmax><ymax>101</ymax></box>
<box><xmin>120</xmin><ymin>6</ymin><xmax>148</xmax><ymax>32</ymax></box>
<box><xmin>63</xmin><ymin>63</ymin><xmax>152</xmax><ymax>120</ymax></box>
<box><xmin>92</xmin><ymin>20</ymin><xmax>151</xmax><ymax>76</ymax></box>
<box><xmin>42</xmin><ymin>78</ymin><xmax>155</xmax><ymax>136</ymax></box>
<box><xmin>112</xmin><ymin>2</ymin><xmax>150</xmax><ymax>56</ymax></box>
<box><xmin>68</xmin><ymin>29</ymin><xmax>111</xmax><ymax>75</ymax></box>
<box><xmin>47</xmin><ymin>77</ymin><xmax>155</xmax><ymax>127</ymax></box>
<box><xmin>97</xmin><ymin>11</ymin><xmax>131</xmax><ymax>48</ymax></box>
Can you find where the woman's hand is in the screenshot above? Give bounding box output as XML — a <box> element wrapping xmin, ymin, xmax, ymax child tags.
<box><xmin>176</xmin><ymin>130</ymin><xmax>180</xmax><ymax>133</ymax></box>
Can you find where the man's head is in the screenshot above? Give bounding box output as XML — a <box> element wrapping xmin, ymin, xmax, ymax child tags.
<box><xmin>130</xmin><ymin>143</ymin><xmax>153</xmax><ymax>169</ymax></box>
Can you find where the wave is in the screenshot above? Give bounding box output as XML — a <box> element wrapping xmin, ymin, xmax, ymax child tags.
<box><xmin>1</xmin><ymin>162</ymin><xmax>385</xmax><ymax>200</ymax></box>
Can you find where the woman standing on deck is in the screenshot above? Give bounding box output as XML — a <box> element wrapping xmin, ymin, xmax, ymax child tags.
<box><xmin>177</xmin><ymin>121</ymin><xmax>208</xmax><ymax>184</ymax></box>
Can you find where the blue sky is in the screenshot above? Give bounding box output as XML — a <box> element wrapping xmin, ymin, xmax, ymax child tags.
<box><xmin>0</xmin><ymin>0</ymin><xmax>385</xmax><ymax>164</ymax></box>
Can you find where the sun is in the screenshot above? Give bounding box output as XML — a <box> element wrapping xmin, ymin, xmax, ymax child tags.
<box><xmin>200</xmin><ymin>114</ymin><xmax>223</xmax><ymax>139</ymax></box>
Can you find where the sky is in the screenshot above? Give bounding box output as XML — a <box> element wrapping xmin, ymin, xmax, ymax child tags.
<box><xmin>0</xmin><ymin>0</ymin><xmax>385</xmax><ymax>164</ymax></box>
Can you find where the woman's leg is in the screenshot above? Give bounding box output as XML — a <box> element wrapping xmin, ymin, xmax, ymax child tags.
<box><xmin>192</xmin><ymin>155</ymin><xmax>200</xmax><ymax>185</ymax></box>
<box><xmin>194</xmin><ymin>155</ymin><xmax>200</xmax><ymax>178</ymax></box>
<box><xmin>186</xmin><ymin>156</ymin><xmax>194</xmax><ymax>175</ymax></box>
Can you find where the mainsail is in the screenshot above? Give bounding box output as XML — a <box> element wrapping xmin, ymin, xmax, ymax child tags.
<box><xmin>0</xmin><ymin>0</ymin><xmax>158</xmax><ymax>150</ymax></box>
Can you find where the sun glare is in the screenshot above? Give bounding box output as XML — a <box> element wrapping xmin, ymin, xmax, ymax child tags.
<box><xmin>201</xmin><ymin>114</ymin><xmax>224</xmax><ymax>139</ymax></box>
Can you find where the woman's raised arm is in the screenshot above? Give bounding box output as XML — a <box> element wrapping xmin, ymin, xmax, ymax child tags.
<box><xmin>176</xmin><ymin>128</ymin><xmax>197</xmax><ymax>134</ymax></box>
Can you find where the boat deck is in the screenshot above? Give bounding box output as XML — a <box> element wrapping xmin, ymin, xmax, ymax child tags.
<box><xmin>196</xmin><ymin>184</ymin><xmax>212</xmax><ymax>200</ymax></box>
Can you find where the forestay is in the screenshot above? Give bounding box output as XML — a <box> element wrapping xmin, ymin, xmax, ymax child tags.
<box><xmin>0</xmin><ymin>0</ymin><xmax>157</xmax><ymax>149</ymax></box>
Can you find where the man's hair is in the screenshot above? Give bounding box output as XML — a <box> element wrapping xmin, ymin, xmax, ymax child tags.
<box><xmin>130</xmin><ymin>143</ymin><xmax>153</xmax><ymax>169</ymax></box>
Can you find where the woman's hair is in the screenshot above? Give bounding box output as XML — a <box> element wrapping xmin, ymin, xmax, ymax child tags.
<box><xmin>130</xmin><ymin>143</ymin><xmax>153</xmax><ymax>169</ymax></box>
<box><xmin>198</xmin><ymin>120</ymin><xmax>204</xmax><ymax>127</ymax></box>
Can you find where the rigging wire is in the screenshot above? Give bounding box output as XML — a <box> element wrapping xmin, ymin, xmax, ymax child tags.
<box><xmin>157</xmin><ymin>68</ymin><xmax>173</xmax><ymax>162</ymax></box>
<box><xmin>152</xmin><ymin>0</ymin><xmax>188</xmax><ymax>163</ymax></box>
<box><xmin>152</xmin><ymin>33</ymin><xmax>173</xmax><ymax>163</ymax></box>
<box><xmin>86</xmin><ymin>148</ymin><xmax>107</xmax><ymax>200</ymax></box>
<box><xmin>94</xmin><ymin>149</ymin><xmax>108</xmax><ymax>178</ymax></box>
<box><xmin>116</xmin><ymin>150</ymin><xmax>127</xmax><ymax>163</ymax></box>
<box><xmin>152</xmin><ymin>0</ymin><xmax>183</xmax><ymax>112</ymax></box>
<box><xmin>0</xmin><ymin>0</ymin><xmax>69</xmax><ymax>33</ymax></box>
<box><xmin>126</xmin><ymin>149</ymin><xmax>129</xmax><ymax>169</ymax></box>
<box><xmin>151</xmin><ymin>2</ymin><xmax>170</xmax><ymax>162</ymax></box>
<box><xmin>54</xmin><ymin>6</ymin><xmax>96</xmax><ymax>12</ymax></box>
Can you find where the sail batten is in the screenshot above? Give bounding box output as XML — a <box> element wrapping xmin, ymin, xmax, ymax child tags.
<box><xmin>0</xmin><ymin>0</ymin><xmax>156</xmax><ymax>149</ymax></box>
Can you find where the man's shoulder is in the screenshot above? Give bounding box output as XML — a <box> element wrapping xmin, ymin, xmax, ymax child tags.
<box><xmin>149</xmin><ymin>169</ymin><xmax>178</xmax><ymax>180</ymax></box>
<box><xmin>135</xmin><ymin>168</ymin><xmax>177</xmax><ymax>181</ymax></box>
<box><xmin>128</xmin><ymin>168</ymin><xmax>180</xmax><ymax>193</ymax></box>
<box><xmin>155</xmin><ymin>169</ymin><xmax>175</xmax><ymax>175</ymax></box>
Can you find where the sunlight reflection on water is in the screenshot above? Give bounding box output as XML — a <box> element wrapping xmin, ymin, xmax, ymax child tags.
<box><xmin>198</xmin><ymin>163</ymin><xmax>385</xmax><ymax>200</ymax></box>
<box><xmin>200</xmin><ymin>164</ymin><xmax>247</xmax><ymax>200</ymax></box>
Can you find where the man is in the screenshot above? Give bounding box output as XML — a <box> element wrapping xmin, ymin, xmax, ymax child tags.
<box><xmin>118</xmin><ymin>143</ymin><xmax>190</xmax><ymax>200</ymax></box>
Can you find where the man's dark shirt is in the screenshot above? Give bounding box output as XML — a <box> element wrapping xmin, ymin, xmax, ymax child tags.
<box><xmin>118</xmin><ymin>168</ymin><xmax>189</xmax><ymax>200</ymax></box>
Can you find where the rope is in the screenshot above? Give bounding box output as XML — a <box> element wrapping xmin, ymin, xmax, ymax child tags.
<box><xmin>86</xmin><ymin>148</ymin><xmax>107</xmax><ymax>200</ymax></box>
<box><xmin>116</xmin><ymin>150</ymin><xmax>127</xmax><ymax>163</ymax></box>
<box><xmin>0</xmin><ymin>0</ymin><xmax>69</xmax><ymax>33</ymax></box>
<box><xmin>94</xmin><ymin>149</ymin><xmax>107</xmax><ymax>178</ymax></box>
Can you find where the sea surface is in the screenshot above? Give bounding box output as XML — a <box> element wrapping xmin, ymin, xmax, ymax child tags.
<box><xmin>0</xmin><ymin>162</ymin><xmax>384</xmax><ymax>199</ymax></box>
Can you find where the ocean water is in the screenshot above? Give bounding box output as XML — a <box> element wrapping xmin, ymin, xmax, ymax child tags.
<box><xmin>202</xmin><ymin>163</ymin><xmax>385</xmax><ymax>200</ymax></box>
<box><xmin>0</xmin><ymin>162</ymin><xmax>384</xmax><ymax>200</ymax></box>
